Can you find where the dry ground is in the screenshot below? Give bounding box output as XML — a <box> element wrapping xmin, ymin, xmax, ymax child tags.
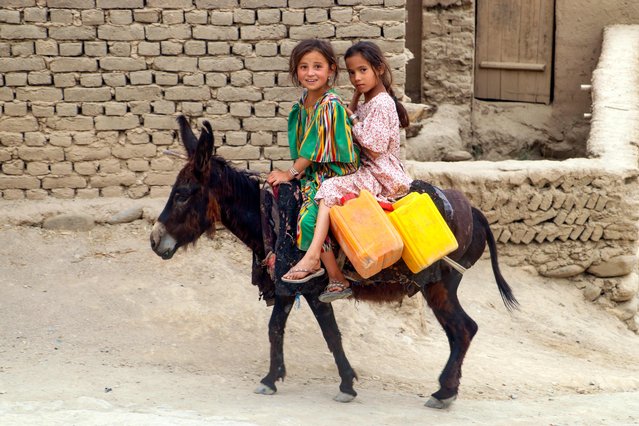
<box><xmin>0</xmin><ymin>199</ymin><xmax>638</xmax><ymax>425</ymax></box>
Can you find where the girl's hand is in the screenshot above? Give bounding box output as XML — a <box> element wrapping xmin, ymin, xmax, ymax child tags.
<box><xmin>339</xmin><ymin>100</ymin><xmax>354</xmax><ymax>117</ymax></box>
<box><xmin>267</xmin><ymin>169</ymin><xmax>292</xmax><ymax>187</ymax></box>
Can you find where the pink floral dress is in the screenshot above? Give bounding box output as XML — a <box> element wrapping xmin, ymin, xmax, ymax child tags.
<box><xmin>315</xmin><ymin>91</ymin><xmax>412</xmax><ymax>208</ymax></box>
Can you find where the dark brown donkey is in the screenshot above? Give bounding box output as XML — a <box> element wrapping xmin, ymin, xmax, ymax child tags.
<box><xmin>150</xmin><ymin>116</ymin><xmax>518</xmax><ymax>409</ymax></box>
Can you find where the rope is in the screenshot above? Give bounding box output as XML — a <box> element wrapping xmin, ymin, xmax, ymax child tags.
<box><xmin>443</xmin><ymin>256</ymin><xmax>467</xmax><ymax>274</ymax></box>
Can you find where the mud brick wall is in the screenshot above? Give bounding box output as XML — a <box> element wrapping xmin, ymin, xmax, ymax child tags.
<box><xmin>421</xmin><ymin>0</ymin><xmax>474</xmax><ymax>105</ymax></box>
<box><xmin>0</xmin><ymin>0</ymin><xmax>407</xmax><ymax>200</ymax></box>
<box><xmin>409</xmin><ymin>25</ymin><xmax>639</xmax><ymax>331</ymax></box>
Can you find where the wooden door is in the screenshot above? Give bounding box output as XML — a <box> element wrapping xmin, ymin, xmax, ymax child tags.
<box><xmin>475</xmin><ymin>0</ymin><xmax>555</xmax><ymax>104</ymax></box>
<box><xmin>405</xmin><ymin>0</ymin><xmax>423</xmax><ymax>103</ymax></box>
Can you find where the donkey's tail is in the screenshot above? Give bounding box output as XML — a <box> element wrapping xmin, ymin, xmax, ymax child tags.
<box><xmin>472</xmin><ymin>207</ymin><xmax>519</xmax><ymax>311</ymax></box>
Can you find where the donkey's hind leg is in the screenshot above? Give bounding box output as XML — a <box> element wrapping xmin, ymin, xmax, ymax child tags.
<box><xmin>305</xmin><ymin>294</ymin><xmax>358</xmax><ymax>402</ymax></box>
<box><xmin>255</xmin><ymin>295</ymin><xmax>296</xmax><ymax>395</ymax></box>
<box><xmin>422</xmin><ymin>271</ymin><xmax>478</xmax><ymax>409</ymax></box>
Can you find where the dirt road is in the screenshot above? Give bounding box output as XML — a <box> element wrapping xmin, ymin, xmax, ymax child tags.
<box><xmin>1</xmin><ymin>199</ymin><xmax>638</xmax><ymax>425</ymax></box>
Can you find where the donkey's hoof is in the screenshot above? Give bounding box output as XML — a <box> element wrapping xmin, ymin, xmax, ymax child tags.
<box><xmin>334</xmin><ymin>391</ymin><xmax>356</xmax><ymax>403</ymax></box>
<box><xmin>254</xmin><ymin>383</ymin><xmax>276</xmax><ymax>395</ymax></box>
<box><xmin>424</xmin><ymin>395</ymin><xmax>456</xmax><ymax>409</ymax></box>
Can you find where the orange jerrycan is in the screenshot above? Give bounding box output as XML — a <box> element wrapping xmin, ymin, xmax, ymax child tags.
<box><xmin>388</xmin><ymin>192</ymin><xmax>459</xmax><ymax>274</ymax></box>
<box><xmin>329</xmin><ymin>190</ymin><xmax>404</xmax><ymax>279</ymax></box>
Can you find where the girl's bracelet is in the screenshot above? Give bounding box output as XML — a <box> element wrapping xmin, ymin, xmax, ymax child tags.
<box><xmin>288</xmin><ymin>166</ymin><xmax>300</xmax><ymax>179</ymax></box>
<box><xmin>349</xmin><ymin>113</ymin><xmax>359</xmax><ymax>122</ymax></box>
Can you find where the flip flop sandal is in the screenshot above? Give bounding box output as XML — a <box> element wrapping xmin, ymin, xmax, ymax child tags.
<box><xmin>281</xmin><ymin>267</ymin><xmax>325</xmax><ymax>284</ymax></box>
<box><xmin>318</xmin><ymin>280</ymin><xmax>353</xmax><ymax>303</ymax></box>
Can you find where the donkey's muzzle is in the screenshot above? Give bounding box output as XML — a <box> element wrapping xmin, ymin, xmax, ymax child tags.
<box><xmin>150</xmin><ymin>222</ymin><xmax>178</xmax><ymax>260</ymax></box>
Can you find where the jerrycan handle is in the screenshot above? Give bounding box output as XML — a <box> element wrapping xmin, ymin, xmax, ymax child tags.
<box><xmin>339</xmin><ymin>192</ymin><xmax>394</xmax><ymax>211</ymax></box>
<box><xmin>339</xmin><ymin>193</ymin><xmax>358</xmax><ymax>205</ymax></box>
<box><xmin>378</xmin><ymin>200</ymin><xmax>394</xmax><ymax>212</ymax></box>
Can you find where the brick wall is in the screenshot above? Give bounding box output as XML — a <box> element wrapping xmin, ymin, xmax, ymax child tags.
<box><xmin>0</xmin><ymin>0</ymin><xmax>407</xmax><ymax>200</ymax></box>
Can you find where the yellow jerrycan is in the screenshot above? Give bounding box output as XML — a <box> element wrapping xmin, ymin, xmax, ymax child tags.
<box><xmin>329</xmin><ymin>190</ymin><xmax>404</xmax><ymax>279</ymax></box>
<box><xmin>388</xmin><ymin>192</ymin><xmax>459</xmax><ymax>274</ymax></box>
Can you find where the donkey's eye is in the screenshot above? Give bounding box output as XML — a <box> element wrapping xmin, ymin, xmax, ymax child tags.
<box><xmin>174</xmin><ymin>192</ymin><xmax>190</xmax><ymax>204</ymax></box>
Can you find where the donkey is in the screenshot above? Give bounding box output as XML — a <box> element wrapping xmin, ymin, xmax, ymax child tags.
<box><xmin>150</xmin><ymin>116</ymin><xmax>518</xmax><ymax>409</ymax></box>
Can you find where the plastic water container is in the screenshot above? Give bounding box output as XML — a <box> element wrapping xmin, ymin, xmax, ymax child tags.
<box><xmin>388</xmin><ymin>192</ymin><xmax>459</xmax><ymax>274</ymax></box>
<box><xmin>329</xmin><ymin>190</ymin><xmax>404</xmax><ymax>279</ymax></box>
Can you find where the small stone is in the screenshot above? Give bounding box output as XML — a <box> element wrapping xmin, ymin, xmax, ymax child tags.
<box><xmin>583</xmin><ymin>282</ymin><xmax>602</xmax><ymax>301</ymax></box>
<box><xmin>403</xmin><ymin>102</ymin><xmax>432</xmax><ymax>123</ymax></box>
<box><xmin>609</xmin><ymin>297</ymin><xmax>638</xmax><ymax>321</ymax></box>
<box><xmin>43</xmin><ymin>214</ymin><xmax>94</xmax><ymax>232</ymax></box>
<box><xmin>627</xmin><ymin>314</ymin><xmax>639</xmax><ymax>332</ymax></box>
<box><xmin>541</xmin><ymin>264</ymin><xmax>585</xmax><ymax>278</ymax></box>
<box><xmin>611</xmin><ymin>273</ymin><xmax>639</xmax><ymax>302</ymax></box>
<box><xmin>405</xmin><ymin>122</ymin><xmax>423</xmax><ymax>138</ymax></box>
<box><xmin>107</xmin><ymin>207</ymin><xmax>143</xmax><ymax>224</ymax></box>
<box><xmin>587</xmin><ymin>255</ymin><xmax>636</xmax><ymax>278</ymax></box>
<box><xmin>443</xmin><ymin>150</ymin><xmax>473</xmax><ymax>162</ymax></box>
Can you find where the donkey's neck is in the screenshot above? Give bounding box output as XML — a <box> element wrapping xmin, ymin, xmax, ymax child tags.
<box><xmin>211</xmin><ymin>159</ymin><xmax>264</xmax><ymax>256</ymax></box>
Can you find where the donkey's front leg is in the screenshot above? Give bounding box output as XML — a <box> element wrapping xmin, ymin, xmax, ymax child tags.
<box><xmin>255</xmin><ymin>295</ymin><xmax>296</xmax><ymax>395</ymax></box>
<box><xmin>305</xmin><ymin>294</ymin><xmax>358</xmax><ymax>402</ymax></box>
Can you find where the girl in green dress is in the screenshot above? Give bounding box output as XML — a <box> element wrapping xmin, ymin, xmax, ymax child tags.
<box><xmin>267</xmin><ymin>39</ymin><xmax>359</xmax><ymax>284</ymax></box>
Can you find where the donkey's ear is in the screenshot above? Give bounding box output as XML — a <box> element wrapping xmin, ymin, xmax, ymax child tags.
<box><xmin>194</xmin><ymin>124</ymin><xmax>213</xmax><ymax>179</ymax></box>
<box><xmin>202</xmin><ymin>120</ymin><xmax>215</xmax><ymax>155</ymax></box>
<box><xmin>177</xmin><ymin>115</ymin><xmax>198</xmax><ymax>157</ymax></box>
<box><xmin>202</xmin><ymin>120</ymin><xmax>213</xmax><ymax>136</ymax></box>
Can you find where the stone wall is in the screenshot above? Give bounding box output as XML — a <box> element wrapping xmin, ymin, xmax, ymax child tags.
<box><xmin>421</xmin><ymin>0</ymin><xmax>473</xmax><ymax>105</ymax></box>
<box><xmin>0</xmin><ymin>0</ymin><xmax>407</xmax><ymax>200</ymax></box>
<box><xmin>409</xmin><ymin>25</ymin><xmax>639</xmax><ymax>331</ymax></box>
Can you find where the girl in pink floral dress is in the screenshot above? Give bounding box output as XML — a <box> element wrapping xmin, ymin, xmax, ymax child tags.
<box><xmin>282</xmin><ymin>41</ymin><xmax>413</xmax><ymax>303</ymax></box>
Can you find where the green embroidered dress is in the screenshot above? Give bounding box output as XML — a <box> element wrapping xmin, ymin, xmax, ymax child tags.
<box><xmin>288</xmin><ymin>89</ymin><xmax>360</xmax><ymax>250</ymax></box>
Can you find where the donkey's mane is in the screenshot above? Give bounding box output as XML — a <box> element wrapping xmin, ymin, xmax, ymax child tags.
<box><xmin>208</xmin><ymin>154</ymin><xmax>263</xmax><ymax>254</ymax></box>
<box><xmin>210</xmin><ymin>155</ymin><xmax>260</xmax><ymax>207</ymax></box>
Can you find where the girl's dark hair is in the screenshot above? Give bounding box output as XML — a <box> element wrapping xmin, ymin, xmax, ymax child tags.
<box><xmin>289</xmin><ymin>39</ymin><xmax>339</xmax><ymax>87</ymax></box>
<box><xmin>344</xmin><ymin>41</ymin><xmax>409</xmax><ymax>128</ymax></box>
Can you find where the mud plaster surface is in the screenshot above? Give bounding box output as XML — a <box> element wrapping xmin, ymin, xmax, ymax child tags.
<box><xmin>0</xmin><ymin>198</ymin><xmax>638</xmax><ymax>424</ymax></box>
